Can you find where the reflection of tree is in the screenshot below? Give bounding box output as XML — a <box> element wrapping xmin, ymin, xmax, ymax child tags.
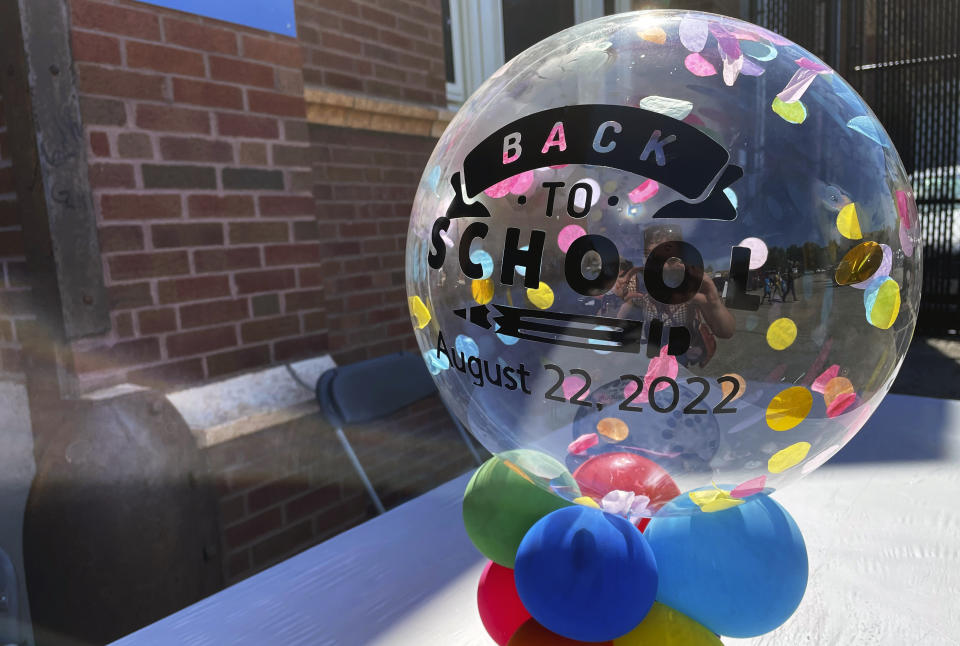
<box><xmin>759</xmin><ymin>228</ymin><xmax>897</xmax><ymax>274</ymax></box>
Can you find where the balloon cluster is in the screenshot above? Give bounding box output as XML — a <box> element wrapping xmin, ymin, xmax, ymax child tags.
<box><xmin>465</xmin><ymin>450</ymin><xmax>807</xmax><ymax>644</ymax></box>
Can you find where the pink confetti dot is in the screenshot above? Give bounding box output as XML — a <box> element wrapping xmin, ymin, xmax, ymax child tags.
<box><xmin>812</xmin><ymin>364</ymin><xmax>840</xmax><ymax>393</ymax></box>
<box><xmin>827</xmin><ymin>392</ymin><xmax>856</xmax><ymax>418</ymax></box>
<box><xmin>484</xmin><ymin>171</ymin><xmax>534</xmax><ymax>198</ymax></box>
<box><xmin>628</xmin><ymin>179</ymin><xmax>659</xmax><ymax>203</ymax></box>
<box><xmin>568</xmin><ymin>433</ymin><xmax>599</xmax><ymax>455</ymax></box>
<box><xmin>640</xmin><ymin>346</ymin><xmax>678</xmax><ymax>404</ymax></box>
<box><xmin>685</xmin><ymin>52</ymin><xmax>717</xmax><ymax>77</ymax></box>
<box><xmin>731</xmin><ymin>475</ymin><xmax>767</xmax><ymax>498</ymax></box>
<box><xmin>562</xmin><ymin>375</ymin><xmax>589</xmax><ymax>401</ymax></box>
<box><xmin>795</xmin><ymin>57</ymin><xmax>831</xmax><ymax>72</ymax></box>
<box><xmin>557</xmin><ymin>225</ymin><xmax>587</xmax><ymax>253</ymax></box>
<box><xmin>896</xmin><ymin>189</ymin><xmax>916</xmax><ymax>230</ymax></box>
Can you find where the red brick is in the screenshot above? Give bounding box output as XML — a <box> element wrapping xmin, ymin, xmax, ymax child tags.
<box><xmin>246</xmin><ymin>90</ymin><xmax>305</xmax><ymax>118</ymax></box>
<box><xmin>167</xmin><ymin>325</ymin><xmax>238</xmax><ymax>358</ymax></box>
<box><xmin>224</xmin><ymin>507</ymin><xmax>281</xmax><ymax>549</ymax></box>
<box><xmin>283</xmin><ymin>289</ymin><xmax>324</xmax><ymax>312</ymax></box>
<box><xmin>298</xmin><ymin>266</ymin><xmax>324</xmax><ymax>288</ymax></box>
<box><xmin>89</xmin><ymin>131</ymin><xmax>110</xmax><ymax>157</ymax></box>
<box><xmin>109</xmin><ymin>282</ymin><xmax>154</xmax><ymax>310</ymax></box>
<box><xmin>251</xmin><ymin>520</ymin><xmax>313</xmax><ymax>568</ymax></box>
<box><xmin>241</xmin><ymin>35</ymin><xmax>302</xmax><ymax>67</ymax></box>
<box><xmin>275</xmin><ymin>333</ymin><xmax>328</xmax><ymax>362</ymax></box>
<box><xmin>322</xmin><ymin>70</ymin><xmax>363</xmax><ymax>93</ymax></box>
<box><xmin>240</xmin><ymin>315</ymin><xmax>300</xmax><ymax>343</ymax></box>
<box><xmin>163</xmin><ymin>17</ymin><xmax>238</xmax><ymax>55</ymax></box>
<box><xmin>128</xmin><ymin>358</ymin><xmax>205</xmax><ymax>388</ymax></box>
<box><xmin>117</xmin><ymin>133</ymin><xmax>153</xmax><ymax>159</ymax></box>
<box><xmin>228</xmin><ymin>222</ymin><xmax>289</xmax><ymax>244</ymax></box>
<box><xmin>234</xmin><ymin>269</ymin><xmax>295</xmax><ymax>294</ymax></box>
<box><xmin>76</xmin><ymin>64</ymin><xmax>166</xmax><ymax>101</ymax></box>
<box><xmin>226</xmin><ymin>551</ymin><xmax>250</xmax><ymax>581</ymax></box>
<box><xmin>109</xmin><ymin>251</ymin><xmax>189</xmax><ymax>281</ymax></box>
<box><xmin>98</xmin><ymin>225</ymin><xmax>143</xmax><ymax>252</ymax></box>
<box><xmin>126</xmin><ymin>41</ymin><xmax>206</xmax><ymax>77</ymax></box>
<box><xmin>206</xmin><ymin>344</ymin><xmax>270</xmax><ymax>378</ymax></box>
<box><xmin>71</xmin><ymin>30</ymin><xmax>122</xmax><ymax>65</ymax></box>
<box><xmin>304</xmin><ymin>310</ymin><xmax>325</xmax><ymax>332</ymax></box>
<box><xmin>209</xmin><ymin>56</ymin><xmax>274</xmax><ymax>88</ymax></box>
<box><xmin>0</xmin><ymin>201</ymin><xmax>17</xmax><ymax>229</ymax></box>
<box><xmin>137</xmin><ymin>105</ymin><xmax>210</xmax><ymax>134</ymax></box>
<box><xmin>138</xmin><ymin>308</ymin><xmax>177</xmax><ymax>335</ymax></box>
<box><xmin>173</xmin><ymin>78</ymin><xmax>244</xmax><ymax>110</ymax></box>
<box><xmin>158</xmin><ymin>275</ymin><xmax>230</xmax><ymax>304</ymax></box>
<box><xmin>259</xmin><ymin>196</ymin><xmax>314</xmax><ymax>217</ymax></box>
<box><xmin>247</xmin><ymin>475</ymin><xmax>310</xmax><ymax>513</ymax></box>
<box><xmin>180</xmin><ymin>298</ymin><xmax>249</xmax><ymax>329</ymax></box>
<box><xmin>101</xmin><ymin>194</ymin><xmax>181</xmax><ymax>220</ymax></box>
<box><xmin>159</xmin><ymin>136</ymin><xmax>233</xmax><ymax>163</ymax></box>
<box><xmin>264</xmin><ymin>243</ymin><xmax>321</xmax><ymax>266</ymax></box>
<box><xmin>188</xmin><ymin>195</ymin><xmax>255</xmax><ymax>219</ymax></box>
<box><xmin>71</xmin><ymin>0</ymin><xmax>161</xmax><ymax>40</ymax></box>
<box><xmin>152</xmin><ymin>222</ymin><xmax>224</xmax><ymax>248</ymax></box>
<box><xmin>89</xmin><ymin>162</ymin><xmax>135</xmax><ymax>188</ymax></box>
<box><xmin>194</xmin><ymin>247</ymin><xmax>261</xmax><ymax>273</ymax></box>
<box><xmin>216</xmin><ymin>113</ymin><xmax>279</xmax><ymax>139</ymax></box>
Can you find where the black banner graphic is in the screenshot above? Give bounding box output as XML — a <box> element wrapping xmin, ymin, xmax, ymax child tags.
<box><xmin>461</xmin><ymin>104</ymin><xmax>740</xmax><ymax>218</ymax></box>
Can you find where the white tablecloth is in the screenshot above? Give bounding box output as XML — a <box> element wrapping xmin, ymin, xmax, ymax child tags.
<box><xmin>112</xmin><ymin>393</ymin><xmax>960</xmax><ymax>646</ymax></box>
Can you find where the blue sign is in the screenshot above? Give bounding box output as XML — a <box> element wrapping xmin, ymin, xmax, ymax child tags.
<box><xmin>139</xmin><ymin>0</ymin><xmax>297</xmax><ymax>37</ymax></box>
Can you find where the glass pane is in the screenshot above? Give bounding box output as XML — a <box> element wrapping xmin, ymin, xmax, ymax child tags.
<box><xmin>502</xmin><ymin>0</ymin><xmax>576</xmax><ymax>61</ymax></box>
<box><xmin>442</xmin><ymin>0</ymin><xmax>455</xmax><ymax>84</ymax></box>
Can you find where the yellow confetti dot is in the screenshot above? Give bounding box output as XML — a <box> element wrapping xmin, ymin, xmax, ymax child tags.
<box><xmin>772</xmin><ymin>97</ymin><xmax>807</xmax><ymax>124</ymax></box>
<box><xmin>823</xmin><ymin>377</ymin><xmax>854</xmax><ymax>406</ymax></box>
<box><xmin>766</xmin><ymin>317</ymin><xmax>797</xmax><ymax>350</ymax></box>
<box><xmin>768</xmin><ymin>442</ymin><xmax>811</xmax><ymax>474</ymax></box>
<box><xmin>836</xmin><ymin>203</ymin><xmax>863</xmax><ymax>239</ymax></box>
<box><xmin>766</xmin><ymin>386</ymin><xmax>812</xmax><ymax>431</ymax></box>
<box><xmin>526</xmin><ymin>282</ymin><xmax>555</xmax><ymax>309</ymax></box>
<box><xmin>574</xmin><ymin>496</ymin><xmax>601</xmax><ymax>509</ymax></box>
<box><xmin>689</xmin><ymin>488</ymin><xmax>744</xmax><ymax>513</ymax></box>
<box><xmin>408</xmin><ymin>295</ymin><xmax>431</xmax><ymax>329</ymax></box>
<box><xmin>471</xmin><ymin>278</ymin><xmax>494</xmax><ymax>305</ymax></box>
<box><xmin>639</xmin><ymin>26</ymin><xmax>667</xmax><ymax>44</ymax></box>
<box><xmin>836</xmin><ymin>241</ymin><xmax>883</xmax><ymax>285</ymax></box>
<box><xmin>596</xmin><ymin>417</ymin><xmax>629</xmax><ymax>442</ymax></box>
<box><xmin>720</xmin><ymin>373</ymin><xmax>746</xmax><ymax>402</ymax></box>
<box><xmin>868</xmin><ymin>278</ymin><xmax>901</xmax><ymax>329</ymax></box>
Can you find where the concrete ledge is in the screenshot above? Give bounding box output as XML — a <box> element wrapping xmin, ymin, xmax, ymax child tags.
<box><xmin>304</xmin><ymin>87</ymin><xmax>455</xmax><ymax>138</ymax></box>
<box><xmin>165</xmin><ymin>355</ymin><xmax>336</xmax><ymax>448</ymax></box>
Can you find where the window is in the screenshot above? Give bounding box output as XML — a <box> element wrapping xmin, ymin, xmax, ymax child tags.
<box><xmin>443</xmin><ymin>0</ymin><xmax>632</xmax><ymax>109</ymax></box>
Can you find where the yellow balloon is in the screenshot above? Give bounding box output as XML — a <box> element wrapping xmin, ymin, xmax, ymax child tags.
<box><xmin>614</xmin><ymin>602</ymin><xmax>722</xmax><ymax>645</ymax></box>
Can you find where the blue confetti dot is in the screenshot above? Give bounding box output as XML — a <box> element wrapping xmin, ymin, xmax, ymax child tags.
<box><xmin>423</xmin><ymin>349</ymin><xmax>449</xmax><ymax>375</ymax></box>
<box><xmin>455</xmin><ymin>334</ymin><xmax>479</xmax><ymax>358</ymax></box>
<box><xmin>469</xmin><ymin>249</ymin><xmax>494</xmax><ymax>279</ymax></box>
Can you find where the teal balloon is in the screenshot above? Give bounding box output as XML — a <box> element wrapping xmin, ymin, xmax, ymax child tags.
<box><xmin>645</xmin><ymin>494</ymin><xmax>807</xmax><ymax>638</ymax></box>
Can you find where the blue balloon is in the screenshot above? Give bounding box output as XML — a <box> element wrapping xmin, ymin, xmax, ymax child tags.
<box><xmin>514</xmin><ymin>506</ymin><xmax>658</xmax><ymax>642</ymax></box>
<box><xmin>645</xmin><ymin>494</ymin><xmax>807</xmax><ymax>638</ymax></box>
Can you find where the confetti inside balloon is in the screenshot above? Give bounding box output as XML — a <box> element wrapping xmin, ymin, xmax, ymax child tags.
<box><xmin>407</xmin><ymin>10</ymin><xmax>920</xmax><ymax>513</ymax></box>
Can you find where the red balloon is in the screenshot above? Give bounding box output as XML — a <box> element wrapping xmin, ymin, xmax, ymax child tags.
<box><xmin>478</xmin><ymin>561</ymin><xmax>531</xmax><ymax>645</ymax></box>
<box><xmin>507</xmin><ymin>618</ymin><xmax>613</xmax><ymax>646</ymax></box>
<box><xmin>572</xmin><ymin>453</ymin><xmax>681</xmax><ymax>522</ymax></box>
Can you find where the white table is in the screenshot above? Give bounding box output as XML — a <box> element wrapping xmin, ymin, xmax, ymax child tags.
<box><xmin>112</xmin><ymin>393</ymin><xmax>960</xmax><ymax>646</ymax></box>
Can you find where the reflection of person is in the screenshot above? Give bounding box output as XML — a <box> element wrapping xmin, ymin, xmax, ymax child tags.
<box><xmin>761</xmin><ymin>274</ymin><xmax>774</xmax><ymax>305</ymax></box>
<box><xmin>598</xmin><ymin>260</ymin><xmax>640</xmax><ymax>317</ymax></box>
<box><xmin>617</xmin><ymin>225</ymin><xmax>735</xmax><ymax>365</ymax></box>
<box><xmin>782</xmin><ymin>266</ymin><xmax>798</xmax><ymax>301</ymax></box>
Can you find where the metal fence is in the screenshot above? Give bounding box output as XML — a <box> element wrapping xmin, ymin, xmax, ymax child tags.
<box><xmin>750</xmin><ymin>0</ymin><xmax>960</xmax><ymax>335</ymax></box>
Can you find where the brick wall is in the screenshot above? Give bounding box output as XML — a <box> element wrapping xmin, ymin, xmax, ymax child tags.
<box><xmin>0</xmin><ymin>93</ymin><xmax>28</xmax><ymax>380</ymax></box>
<box><xmin>309</xmin><ymin>124</ymin><xmax>433</xmax><ymax>363</ymax></box>
<box><xmin>296</xmin><ymin>0</ymin><xmax>446</xmax><ymax>108</ymax></box>
<box><xmin>206</xmin><ymin>394</ymin><xmax>476</xmax><ymax>583</ymax></box>
<box><xmin>67</xmin><ymin>0</ymin><xmax>325</xmax><ymax>392</ymax></box>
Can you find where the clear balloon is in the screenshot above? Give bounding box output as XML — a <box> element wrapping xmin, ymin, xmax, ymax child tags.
<box><xmin>406</xmin><ymin>11</ymin><xmax>921</xmax><ymax>514</ymax></box>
